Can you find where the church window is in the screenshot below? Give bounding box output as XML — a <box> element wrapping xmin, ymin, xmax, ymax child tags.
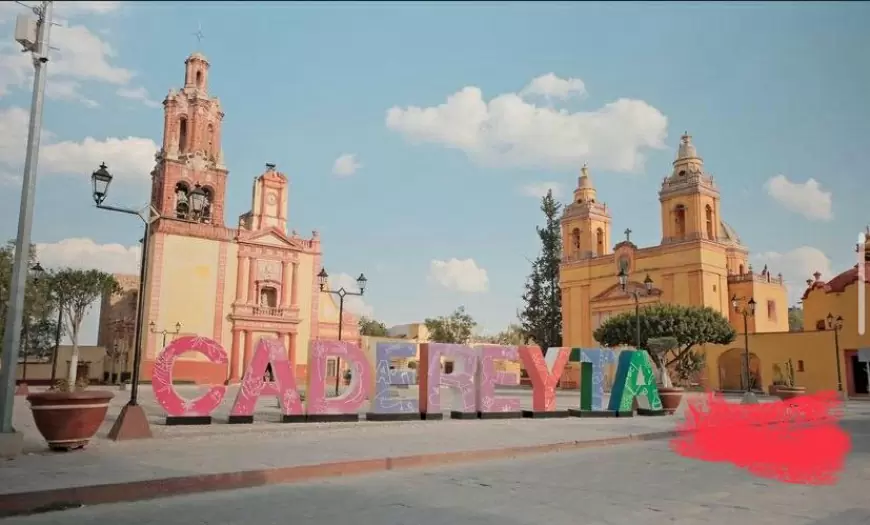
<box><xmin>201</xmin><ymin>186</ymin><xmax>213</xmax><ymax>223</ymax></box>
<box><xmin>174</xmin><ymin>182</ymin><xmax>190</xmax><ymax>219</ymax></box>
<box><xmin>207</xmin><ymin>124</ymin><xmax>215</xmax><ymax>154</ymax></box>
<box><xmin>596</xmin><ymin>228</ymin><xmax>604</xmax><ymax>256</ymax></box>
<box><xmin>260</xmin><ymin>286</ymin><xmax>278</xmax><ymax>308</ymax></box>
<box><xmin>178</xmin><ymin>117</ymin><xmax>188</xmax><ymax>153</ymax></box>
<box><xmin>571</xmin><ymin>228</ymin><xmax>581</xmax><ymax>252</ymax></box>
<box><xmin>679</xmin><ymin>170</ymin><xmax>686</xmax><ymax>177</ymax></box>
<box><xmin>705</xmin><ymin>205</ymin><xmax>714</xmax><ymax>239</ymax></box>
<box><xmin>195</xmin><ymin>70</ymin><xmax>203</xmax><ymax>88</ymax></box>
<box><xmin>618</xmin><ymin>255</ymin><xmax>630</xmax><ymax>274</ymax></box>
<box><xmin>767</xmin><ymin>300</ymin><xmax>776</xmax><ymax>321</ymax></box>
<box><xmin>674</xmin><ymin>205</ymin><xmax>686</xmax><ymax>238</ymax></box>
<box><xmin>739</xmin><ymin>264</ymin><xmax>745</xmax><ymax>274</ymax></box>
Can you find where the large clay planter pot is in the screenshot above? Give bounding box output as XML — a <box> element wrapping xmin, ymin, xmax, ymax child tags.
<box><xmin>658</xmin><ymin>387</ymin><xmax>685</xmax><ymax>414</ymax></box>
<box><xmin>774</xmin><ymin>386</ymin><xmax>806</xmax><ymax>401</ymax></box>
<box><xmin>27</xmin><ymin>390</ymin><xmax>114</xmax><ymax>451</ymax></box>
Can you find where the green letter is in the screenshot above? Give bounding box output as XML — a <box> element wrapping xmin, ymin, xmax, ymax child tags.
<box><xmin>607</xmin><ymin>350</ymin><xmax>662</xmax><ymax>412</ymax></box>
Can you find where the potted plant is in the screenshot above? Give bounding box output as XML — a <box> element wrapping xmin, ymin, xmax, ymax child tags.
<box><xmin>773</xmin><ymin>359</ymin><xmax>806</xmax><ymax>401</ymax></box>
<box><xmin>27</xmin><ymin>269</ymin><xmax>119</xmax><ymax>451</ymax></box>
<box><xmin>646</xmin><ymin>337</ymin><xmax>684</xmax><ymax>414</ymax></box>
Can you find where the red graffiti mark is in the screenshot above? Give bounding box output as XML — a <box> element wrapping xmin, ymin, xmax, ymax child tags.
<box><xmin>670</xmin><ymin>392</ymin><xmax>851</xmax><ymax>485</ymax></box>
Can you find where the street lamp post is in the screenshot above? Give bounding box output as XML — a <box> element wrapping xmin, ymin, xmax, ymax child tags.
<box><xmin>617</xmin><ymin>269</ymin><xmax>654</xmax><ymax>349</ymax></box>
<box><xmin>16</xmin><ymin>262</ymin><xmax>45</xmax><ymax>394</ymax></box>
<box><xmin>731</xmin><ymin>295</ymin><xmax>757</xmax><ymax>404</ymax></box>
<box><xmin>317</xmin><ymin>269</ymin><xmax>367</xmax><ymax>396</ymax></box>
<box><xmin>0</xmin><ymin>1</ymin><xmax>54</xmax><ymax>456</ymax></box>
<box><xmin>825</xmin><ymin>313</ymin><xmax>844</xmax><ymax>397</ymax></box>
<box><xmin>150</xmin><ymin>321</ymin><xmax>182</xmax><ymax>349</ymax></box>
<box><xmin>92</xmin><ymin>163</ymin><xmax>197</xmax><ymax>441</ymax></box>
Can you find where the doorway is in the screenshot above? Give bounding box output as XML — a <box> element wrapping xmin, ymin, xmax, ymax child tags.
<box><xmin>848</xmin><ymin>353</ymin><xmax>869</xmax><ymax>395</ymax></box>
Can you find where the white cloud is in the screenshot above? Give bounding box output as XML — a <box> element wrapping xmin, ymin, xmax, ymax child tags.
<box><xmin>764</xmin><ymin>174</ymin><xmax>833</xmax><ymax>221</ymax></box>
<box><xmin>0</xmin><ymin>106</ymin><xmax>159</xmax><ymax>186</ymax></box>
<box><xmin>385</xmin><ymin>75</ymin><xmax>667</xmax><ymax>172</ymax></box>
<box><xmin>753</xmin><ymin>246</ymin><xmax>833</xmax><ymax>304</ymax></box>
<box><xmin>519</xmin><ymin>73</ymin><xmax>586</xmax><ymax>100</ymax></box>
<box><xmin>519</xmin><ymin>181</ymin><xmax>562</xmax><ymax>199</ymax></box>
<box><xmin>332</xmin><ymin>153</ymin><xmax>361</xmax><ymax>177</ymax></box>
<box><xmin>429</xmin><ymin>258</ymin><xmax>489</xmax><ymax>293</ymax></box>
<box><xmin>34</xmin><ymin>237</ymin><xmax>139</xmax><ymax>346</ymax></box>
<box><xmin>329</xmin><ymin>272</ymin><xmax>374</xmax><ymax>318</ymax></box>
<box><xmin>0</xmin><ymin>4</ymin><xmax>156</xmax><ymax>108</ymax></box>
<box><xmin>116</xmin><ymin>86</ymin><xmax>161</xmax><ymax>108</ymax></box>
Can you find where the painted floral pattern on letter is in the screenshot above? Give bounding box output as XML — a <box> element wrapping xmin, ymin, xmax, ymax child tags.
<box><xmin>230</xmin><ymin>337</ymin><xmax>303</xmax><ymax>417</ymax></box>
<box><xmin>153</xmin><ymin>336</ymin><xmax>228</xmax><ymax>417</ymax></box>
<box><xmin>476</xmin><ymin>345</ymin><xmax>520</xmax><ymax>414</ymax></box>
<box><xmin>518</xmin><ymin>346</ymin><xmax>570</xmax><ymax>412</ymax></box>
<box><xmin>306</xmin><ymin>340</ymin><xmax>372</xmax><ymax>415</ymax></box>
<box><xmin>419</xmin><ymin>343</ymin><xmax>478</xmax><ymax>413</ymax></box>
<box><xmin>371</xmin><ymin>342</ymin><xmax>418</xmax><ymax>414</ymax></box>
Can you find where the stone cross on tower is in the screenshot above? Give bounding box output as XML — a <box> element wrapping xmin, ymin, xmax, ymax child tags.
<box><xmin>193</xmin><ymin>23</ymin><xmax>205</xmax><ymax>48</ymax></box>
<box><xmin>624</xmin><ymin>228</ymin><xmax>632</xmax><ymax>242</ymax></box>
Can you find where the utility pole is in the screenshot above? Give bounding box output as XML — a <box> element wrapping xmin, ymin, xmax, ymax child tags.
<box><xmin>0</xmin><ymin>1</ymin><xmax>54</xmax><ymax>457</ymax></box>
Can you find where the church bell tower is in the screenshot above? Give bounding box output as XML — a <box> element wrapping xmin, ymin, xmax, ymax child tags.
<box><xmin>151</xmin><ymin>52</ymin><xmax>229</xmax><ymax>226</ymax></box>
<box><xmin>561</xmin><ymin>164</ymin><xmax>613</xmax><ymax>260</ymax></box>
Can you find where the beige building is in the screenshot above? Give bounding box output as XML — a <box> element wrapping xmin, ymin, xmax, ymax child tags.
<box><xmin>97</xmin><ymin>52</ymin><xmax>357</xmax><ymax>385</ymax></box>
<box><xmin>15</xmin><ymin>345</ymin><xmax>110</xmax><ymax>385</ymax></box>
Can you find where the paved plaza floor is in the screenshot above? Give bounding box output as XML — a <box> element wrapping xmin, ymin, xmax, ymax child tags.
<box><xmin>4</xmin><ymin>416</ymin><xmax>869</xmax><ymax>525</ymax></box>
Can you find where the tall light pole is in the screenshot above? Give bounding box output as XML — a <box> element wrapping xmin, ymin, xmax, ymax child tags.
<box><xmin>732</xmin><ymin>295</ymin><xmax>757</xmax><ymax>404</ymax></box>
<box><xmin>826</xmin><ymin>313</ymin><xmax>844</xmax><ymax>397</ymax></box>
<box><xmin>92</xmin><ymin>163</ymin><xmax>200</xmax><ymax>441</ymax></box>
<box><xmin>16</xmin><ymin>262</ymin><xmax>45</xmax><ymax>393</ymax></box>
<box><xmin>0</xmin><ymin>1</ymin><xmax>54</xmax><ymax>455</ymax></box>
<box><xmin>616</xmin><ymin>269</ymin><xmax>654</xmax><ymax>349</ymax></box>
<box><xmin>317</xmin><ymin>269</ymin><xmax>367</xmax><ymax>396</ymax></box>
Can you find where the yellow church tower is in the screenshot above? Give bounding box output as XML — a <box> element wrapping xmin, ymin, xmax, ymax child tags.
<box><xmin>561</xmin><ymin>164</ymin><xmax>612</xmax><ymax>261</ymax></box>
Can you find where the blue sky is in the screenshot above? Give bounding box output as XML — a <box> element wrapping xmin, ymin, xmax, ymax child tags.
<box><xmin>0</xmin><ymin>1</ymin><xmax>868</xmax><ymax>344</ymax></box>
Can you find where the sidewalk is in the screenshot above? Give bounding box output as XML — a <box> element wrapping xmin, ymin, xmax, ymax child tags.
<box><xmin>3</xmin><ymin>386</ymin><xmax>864</xmax><ymax>517</ymax></box>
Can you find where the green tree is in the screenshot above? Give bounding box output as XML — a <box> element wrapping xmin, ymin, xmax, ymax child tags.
<box><xmin>52</xmin><ymin>268</ymin><xmax>120</xmax><ymax>389</ymax></box>
<box><xmin>0</xmin><ymin>240</ymin><xmax>58</xmax><ymax>359</ymax></box>
<box><xmin>481</xmin><ymin>323</ymin><xmax>528</xmax><ymax>345</ymax></box>
<box><xmin>425</xmin><ymin>306</ymin><xmax>477</xmax><ymax>344</ymax></box>
<box><xmin>358</xmin><ymin>316</ymin><xmax>388</xmax><ymax>337</ymax></box>
<box><xmin>519</xmin><ymin>190</ymin><xmax>562</xmax><ymax>352</ymax></box>
<box><xmin>593</xmin><ymin>304</ymin><xmax>735</xmax><ymax>382</ymax></box>
<box><xmin>788</xmin><ymin>306</ymin><xmax>803</xmax><ymax>332</ymax></box>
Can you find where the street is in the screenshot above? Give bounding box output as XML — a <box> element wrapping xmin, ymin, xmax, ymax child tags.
<box><xmin>4</xmin><ymin>418</ymin><xmax>869</xmax><ymax>525</ymax></box>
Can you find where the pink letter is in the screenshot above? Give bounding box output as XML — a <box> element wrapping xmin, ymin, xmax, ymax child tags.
<box><xmin>419</xmin><ymin>343</ymin><xmax>478</xmax><ymax>415</ymax></box>
<box><xmin>229</xmin><ymin>337</ymin><xmax>303</xmax><ymax>421</ymax></box>
<box><xmin>518</xmin><ymin>346</ymin><xmax>570</xmax><ymax>412</ymax></box>
<box><xmin>153</xmin><ymin>335</ymin><xmax>228</xmax><ymax>421</ymax></box>
<box><xmin>306</xmin><ymin>340</ymin><xmax>372</xmax><ymax>417</ymax></box>
<box><xmin>476</xmin><ymin>345</ymin><xmax>521</xmax><ymax>415</ymax></box>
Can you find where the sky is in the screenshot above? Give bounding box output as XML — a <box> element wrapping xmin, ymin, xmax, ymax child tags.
<box><xmin>0</xmin><ymin>1</ymin><xmax>868</xmax><ymax>345</ymax></box>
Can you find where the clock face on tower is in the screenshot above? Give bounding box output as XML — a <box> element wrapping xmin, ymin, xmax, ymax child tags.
<box><xmin>266</xmin><ymin>193</ymin><xmax>277</xmax><ymax>205</ymax></box>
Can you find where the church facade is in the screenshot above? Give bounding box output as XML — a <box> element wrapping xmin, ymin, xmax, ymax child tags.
<box><xmin>560</xmin><ymin>133</ymin><xmax>790</xmax><ymax>347</ymax></box>
<box><xmin>99</xmin><ymin>53</ymin><xmax>358</xmax><ymax>385</ymax></box>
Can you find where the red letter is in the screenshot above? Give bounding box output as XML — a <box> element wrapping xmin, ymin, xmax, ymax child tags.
<box><xmin>153</xmin><ymin>336</ymin><xmax>227</xmax><ymax>419</ymax></box>
<box><xmin>518</xmin><ymin>346</ymin><xmax>569</xmax><ymax>412</ymax></box>
<box><xmin>230</xmin><ymin>337</ymin><xmax>302</xmax><ymax>420</ymax></box>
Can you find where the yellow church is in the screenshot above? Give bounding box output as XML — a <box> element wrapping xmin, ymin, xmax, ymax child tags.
<box><xmin>560</xmin><ymin>133</ymin><xmax>870</xmax><ymax>398</ymax></box>
<box><xmin>99</xmin><ymin>53</ymin><xmax>359</xmax><ymax>385</ymax></box>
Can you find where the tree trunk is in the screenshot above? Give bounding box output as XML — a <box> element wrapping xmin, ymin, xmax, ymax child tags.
<box><xmin>67</xmin><ymin>331</ymin><xmax>79</xmax><ymax>390</ymax></box>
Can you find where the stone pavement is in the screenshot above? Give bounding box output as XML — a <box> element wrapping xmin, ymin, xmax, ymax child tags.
<box><xmin>4</xmin><ymin>418</ymin><xmax>869</xmax><ymax>525</ymax></box>
<box><xmin>3</xmin><ymin>386</ymin><xmax>867</xmax><ymax>518</ymax></box>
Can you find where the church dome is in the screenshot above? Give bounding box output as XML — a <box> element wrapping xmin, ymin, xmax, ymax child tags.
<box><xmin>676</xmin><ymin>132</ymin><xmax>698</xmax><ymax>160</ymax></box>
<box><xmin>578</xmin><ymin>163</ymin><xmax>593</xmax><ymax>188</ymax></box>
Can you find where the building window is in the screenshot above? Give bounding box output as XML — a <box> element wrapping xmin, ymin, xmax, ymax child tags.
<box><xmin>767</xmin><ymin>300</ymin><xmax>776</xmax><ymax>321</ymax></box>
<box><xmin>326</xmin><ymin>358</ymin><xmax>337</xmax><ymax>377</ymax></box>
<box><xmin>207</xmin><ymin>123</ymin><xmax>215</xmax><ymax>154</ymax></box>
<box><xmin>178</xmin><ymin>117</ymin><xmax>188</xmax><ymax>153</ymax></box>
<box><xmin>195</xmin><ymin>70</ymin><xmax>203</xmax><ymax>88</ymax></box>
<box><xmin>705</xmin><ymin>205</ymin><xmax>714</xmax><ymax>240</ymax></box>
<box><xmin>443</xmin><ymin>361</ymin><xmax>454</xmax><ymax>374</ymax></box>
<box><xmin>174</xmin><ymin>182</ymin><xmax>190</xmax><ymax>219</ymax></box>
<box><xmin>596</xmin><ymin>228</ymin><xmax>604</xmax><ymax>256</ymax></box>
<box><xmin>201</xmin><ymin>186</ymin><xmax>213</xmax><ymax>223</ymax></box>
<box><xmin>571</xmin><ymin>228</ymin><xmax>581</xmax><ymax>252</ymax></box>
<box><xmin>739</xmin><ymin>264</ymin><xmax>745</xmax><ymax>274</ymax></box>
<box><xmin>259</xmin><ymin>287</ymin><xmax>277</xmax><ymax>308</ymax></box>
<box><xmin>674</xmin><ymin>205</ymin><xmax>686</xmax><ymax>238</ymax></box>
<box><xmin>797</xmin><ymin>360</ymin><xmax>805</xmax><ymax>372</ymax></box>
<box><xmin>815</xmin><ymin>319</ymin><xmax>826</xmax><ymax>331</ymax></box>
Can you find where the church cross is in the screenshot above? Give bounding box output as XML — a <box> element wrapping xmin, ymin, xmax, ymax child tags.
<box><xmin>624</xmin><ymin>228</ymin><xmax>632</xmax><ymax>242</ymax></box>
<box><xmin>193</xmin><ymin>23</ymin><xmax>205</xmax><ymax>47</ymax></box>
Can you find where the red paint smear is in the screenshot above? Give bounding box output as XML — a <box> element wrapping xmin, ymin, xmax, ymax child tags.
<box><xmin>670</xmin><ymin>391</ymin><xmax>851</xmax><ymax>485</ymax></box>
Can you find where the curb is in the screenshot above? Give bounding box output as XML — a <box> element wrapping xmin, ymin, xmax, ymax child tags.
<box><xmin>0</xmin><ymin>430</ymin><xmax>677</xmax><ymax>518</ymax></box>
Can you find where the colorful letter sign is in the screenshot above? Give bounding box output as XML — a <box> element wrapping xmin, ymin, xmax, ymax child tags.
<box><xmin>306</xmin><ymin>340</ymin><xmax>372</xmax><ymax>417</ymax></box>
<box><xmin>229</xmin><ymin>337</ymin><xmax>303</xmax><ymax>421</ymax></box>
<box><xmin>518</xmin><ymin>346</ymin><xmax>570</xmax><ymax>412</ymax></box>
<box><xmin>608</xmin><ymin>350</ymin><xmax>663</xmax><ymax>412</ymax></box>
<box><xmin>576</xmin><ymin>348</ymin><xmax>617</xmax><ymax>410</ymax></box>
<box><xmin>476</xmin><ymin>345</ymin><xmax>521</xmax><ymax>415</ymax></box>
<box><xmin>153</xmin><ymin>336</ymin><xmax>228</xmax><ymax>421</ymax></box>
<box><xmin>419</xmin><ymin>343</ymin><xmax>478</xmax><ymax>415</ymax></box>
<box><xmin>370</xmin><ymin>342</ymin><xmax>418</xmax><ymax>415</ymax></box>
